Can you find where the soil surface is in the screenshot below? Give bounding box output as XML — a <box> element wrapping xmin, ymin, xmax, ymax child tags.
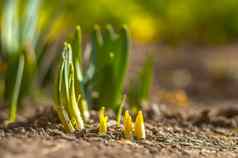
<box><xmin>0</xmin><ymin>102</ymin><xmax>238</xmax><ymax>158</ymax></box>
<box><xmin>1</xmin><ymin>44</ymin><xmax>238</xmax><ymax>158</ymax></box>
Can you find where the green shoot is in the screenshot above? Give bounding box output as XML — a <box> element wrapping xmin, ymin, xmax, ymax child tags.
<box><xmin>54</xmin><ymin>25</ymin><xmax>131</xmax><ymax>132</ymax></box>
<box><xmin>123</xmin><ymin>110</ymin><xmax>133</xmax><ymax>139</ymax></box>
<box><xmin>134</xmin><ymin>111</ymin><xmax>145</xmax><ymax>140</ymax></box>
<box><xmin>72</xmin><ymin>26</ymin><xmax>89</xmax><ymax>121</ymax></box>
<box><xmin>89</xmin><ymin>25</ymin><xmax>130</xmax><ymax>111</ymax></box>
<box><xmin>0</xmin><ymin>0</ymin><xmax>42</xmax><ymax>123</ymax></box>
<box><xmin>7</xmin><ymin>55</ymin><xmax>24</xmax><ymax>123</ymax></box>
<box><xmin>98</xmin><ymin>106</ymin><xmax>108</xmax><ymax>135</ymax></box>
<box><xmin>54</xmin><ymin>43</ymin><xmax>84</xmax><ymax>132</ymax></box>
<box><xmin>55</xmin><ymin>52</ymin><xmax>75</xmax><ymax>132</ymax></box>
<box><xmin>1</xmin><ymin>0</ymin><xmax>64</xmax><ymax>122</ymax></box>
<box><xmin>1</xmin><ymin>0</ymin><xmax>19</xmax><ymax>55</ymax></box>
<box><xmin>128</xmin><ymin>56</ymin><xmax>154</xmax><ymax>111</ymax></box>
<box><xmin>116</xmin><ymin>95</ymin><xmax>126</xmax><ymax>128</ymax></box>
<box><xmin>21</xmin><ymin>0</ymin><xmax>41</xmax><ymax>46</ymax></box>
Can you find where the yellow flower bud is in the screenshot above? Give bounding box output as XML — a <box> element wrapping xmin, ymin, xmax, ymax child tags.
<box><xmin>99</xmin><ymin>107</ymin><xmax>108</xmax><ymax>135</ymax></box>
<box><xmin>134</xmin><ymin>111</ymin><xmax>145</xmax><ymax>140</ymax></box>
<box><xmin>123</xmin><ymin>110</ymin><xmax>133</xmax><ymax>139</ymax></box>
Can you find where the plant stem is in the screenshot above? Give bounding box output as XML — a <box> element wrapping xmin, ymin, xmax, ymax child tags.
<box><xmin>116</xmin><ymin>95</ymin><xmax>126</xmax><ymax>128</ymax></box>
<box><xmin>8</xmin><ymin>55</ymin><xmax>24</xmax><ymax>123</ymax></box>
<box><xmin>55</xmin><ymin>105</ymin><xmax>75</xmax><ymax>132</ymax></box>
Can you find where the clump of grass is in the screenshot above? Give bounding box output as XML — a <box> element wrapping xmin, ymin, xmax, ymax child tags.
<box><xmin>128</xmin><ymin>56</ymin><xmax>154</xmax><ymax>111</ymax></box>
<box><xmin>1</xmin><ymin>0</ymin><xmax>67</xmax><ymax>123</ymax></box>
<box><xmin>55</xmin><ymin>43</ymin><xmax>84</xmax><ymax>132</ymax></box>
<box><xmin>55</xmin><ymin>25</ymin><xmax>130</xmax><ymax>123</ymax></box>
<box><xmin>88</xmin><ymin>25</ymin><xmax>130</xmax><ymax>111</ymax></box>
<box><xmin>1</xmin><ymin>0</ymin><xmax>41</xmax><ymax>123</ymax></box>
<box><xmin>53</xmin><ymin>25</ymin><xmax>148</xmax><ymax>140</ymax></box>
<box><xmin>54</xmin><ymin>25</ymin><xmax>129</xmax><ymax>133</ymax></box>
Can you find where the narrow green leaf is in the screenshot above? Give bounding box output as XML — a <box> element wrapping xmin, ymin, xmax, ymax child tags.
<box><xmin>8</xmin><ymin>55</ymin><xmax>24</xmax><ymax>123</ymax></box>
<box><xmin>72</xmin><ymin>26</ymin><xmax>85</xmax><ymax>94</ymax></box>
<box><xmin>1</xmin><ymin>0</ymin><xmax>19</xmax><ymax>54</ymax></box>
<box><xmin>116</xmin><ymin>95</ymin><xmax>126</xmax><ymax>128</ymax></box>
<box><xmin>115</xmin><ymin>25</ymin><xmax>130</xmax><ymax>79</ymax></box>
<box><xmin>54</xmin><ymin>54</ymin><xmax>75</xmax><ymax>132</ymax></box>
<box><xmin>89</xmin><ymin>25</ymin><xmax>130</xmax><ymax>110</ymax></box>
<box><xmin>128</xmin><ymin>56</ymin><xmax>154</xmax><ymax>109</ymax></box>
<box><xmin>21</xmin><ymin>0</ymin><xmax>41</xmax><ymax>48</ymax></box>
<box><xmin>54</xmin><ymin>106</ymin><xmax>75</xmax><ymax>132</ymax></box>
<box><xmin>69</xmin><ymin>72</ymin><xmax>84</xmax><ymax>129</ymax></box>
<box><xmin>72</xmin><ymin>26</ymin><xmax>83</xmax><ymax>67</ymax></box>
<box><xmin>62</xmin><ymin>43</ymin><xmax>72</xmax><ymax>104</ymax></box>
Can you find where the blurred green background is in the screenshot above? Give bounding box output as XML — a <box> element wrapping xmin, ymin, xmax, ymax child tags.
<box><xmin>1</xmin><ymin>0</ymin><xmax>238</xmax><ymax>104</ymax></box>
<box><xmin>2</xmin><ymin>0</ymin><xmax>238</xmax><ymax>43</ymax></box>
<box><xmin>1</xmin><ymin>0</ymin><xmax>238</xmax><ymax>124</ymax></box>
<box><xmin>39</xmin><ymin>0</ymin><xmax>238</xmax><ymax>44</ymax></box>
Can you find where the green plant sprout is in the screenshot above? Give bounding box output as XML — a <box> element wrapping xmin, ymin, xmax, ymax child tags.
<box><xmin>116</xmin><ymin>95</ymin><xmax>126</xmax><ymax>128</ymax></box>
<box><xmin>53</xmin><ymin>25</ymin><xmax>147</xmax><ymax>139</ymax></box>
<box><xmin>1</xmin><ymin>0</ymin><xmax>41</xmax><ymax>123</ymax></box>
<box><xmin>55</xmin><ymin>43</ymin><xmax>84</xmax><ymax>132</ymax></box>
<box><xmin>54</xmin><ymin>25</ymin><xmax>130</xmax><ymax>132</ymax></box>
<box><xmin>134</xmin><ymin>111</ymin><xmax>145</xmax><ymax>140</ymax></box>
<box><xmin>128</xmin><ymin>56</ymin><xmax>154</xmax><ymax>111</ymax></box>
<box><xmin>1</xmin><ymin>0</ymin><xmax>76</xmax><ymax>123</ymax></box>
<box><xmin>88</xmin><ymin>25</ymin><xmax>130</xmax><ymax>111</ymax></box>
<box><xmin>123</xmin><ymin>110</ymin><xmax>133</xmax><ymax>139</ymax></box>
<box><xmin>7</xmin><ymin>55</ymin><xmax>24</xmax><ymax>122</ymax></box>
<box><xmin>72</xmin><ymin>26</ymin><xmax>89</xmax><ymax>121</ymax></box>
<box><xmin>98</xmin><ymin>106</ymin><xmax>108</xmax><ymax>135</ymax></box>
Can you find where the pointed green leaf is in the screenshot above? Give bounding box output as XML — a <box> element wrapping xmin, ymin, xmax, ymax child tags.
<box><xmin>1</xmin><ymin>0</ymin><xmax>19</xmax><ymax>54</ymax></box>
<box><xmin>21</xmin><ymin>0</ymin><xmax>41</xmax><ymax>48</ymax></box>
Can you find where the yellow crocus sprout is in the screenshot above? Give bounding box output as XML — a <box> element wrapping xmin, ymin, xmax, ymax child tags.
<box><xmin>134</xmin><ymin>111</ymin><xmax>146</xmax><ymax>140</ymax></box>
<box><xmin>98</xmin><ymin>107</ymin><xmax>108</xmax><ymax>135</ymax></box>
<box><xmin>123</xmin><ymin>110</ymin><xmax>133</xmax><ymax>139</ymax></box>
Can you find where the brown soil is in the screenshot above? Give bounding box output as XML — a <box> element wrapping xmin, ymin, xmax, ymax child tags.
<box><xmin>1</xmin><ymin>102</ymin><xmax>238</xmax><ymax>158</ymax></box>
<box><xmin>1</xmin><ymin>43</ymin><xmax>238</xmax><ymax>158</ymax></box>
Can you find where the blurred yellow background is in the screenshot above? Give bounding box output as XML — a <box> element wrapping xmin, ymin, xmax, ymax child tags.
<box><xmin>34</xmin><ymin>0</ymin><xmax>238</xmax><ymax>43</ymax></box>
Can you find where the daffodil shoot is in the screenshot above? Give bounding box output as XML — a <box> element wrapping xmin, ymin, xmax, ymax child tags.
<box><xmin>98</xmin><ymin>107</ymin><xmax>108</xmax><ymax>135</ymax></box>
<box><xmin>134</xmin><ymin>111</ymin><xmax>146</xmax><ymax>140</ymax></box>
<box><xmin>123</xmin><ymin>110</ymin><xmax>133</xmax><ymax>139</ymax></box>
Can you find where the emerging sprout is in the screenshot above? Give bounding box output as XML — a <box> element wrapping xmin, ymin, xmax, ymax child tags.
<box><xmin>98</xmin><ymin>107</ymin><xmax>108</xmax><ymax>135</ymax></box>
<box><xmin>1</xmin><ymin>0</ymin><xmax>41</xmax><ymax>123</ymax></box>
<box><xmin>6</xmin><ymin>55</ymin><xmax>25</xmax><ymax>123</ymax></box>
<box><xmin>123</xmin><ymin>110</ymin><xmax>133</xmax><ymax>139</ymax></box>
<box><xmin>134</xmin><ymin>111</ymin><xmax>145</xmax><ymax>140</ymax></box>
<box><xmin>69</xmin><ymin>74</ymin><xmax>84</xmax><ymax>130</ymax></box>
<box><xmin>128</xmin><ymin>56</ymin><xmax>154</xmax><ymax>112</ymax></box>
<box><xmin>72</xmin><ymin>26</ymin><xmax>89</xmax><ymax>121</ymax></box>
<box><xmin>90</xmin><ymin>25</ymin><xmax>130</xmax><ymax>111</ymax></box>
<box><xmin>116</xmin><ymin>95</ymin><xmax>126</xmax><ymax>128</ymax></box>
<box><xmin>78</xmin><ymin>97</ymin><xmax>90</xmax><ymax>121</ymax></box>
<box><xmin>54</xmin><ymin>43</ymin><xmax>84</xmax><ymax>132</ymax></box>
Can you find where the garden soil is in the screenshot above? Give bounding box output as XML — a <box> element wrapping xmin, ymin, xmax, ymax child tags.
<box><xmin>1</xmin><ymin>44</ymin><xmax>238</xmax><ymax>158</ymax></box>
